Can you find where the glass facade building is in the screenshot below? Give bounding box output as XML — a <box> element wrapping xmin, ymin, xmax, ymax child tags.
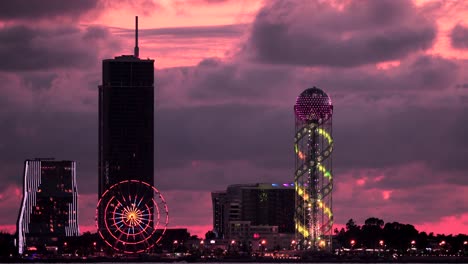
<box><xmin>211</xmin><ymin>183</ymin><xmax>295</xmax><ymax>239</ymax></box>
<box><xmin>98</xmin><ymin>54</ymin><xmax>155</xmax><ymax>231</ymax></box>
<box><xmin>16</xmin><ymin>159</ymin><xmax>79</xmax><ymax>255</ymax></box>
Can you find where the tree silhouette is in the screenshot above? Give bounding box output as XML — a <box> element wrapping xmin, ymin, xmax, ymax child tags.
<box><xmin>362</xmin><ymin>217</ymin><xmax>384</xmax><ymax>249</ymax></box>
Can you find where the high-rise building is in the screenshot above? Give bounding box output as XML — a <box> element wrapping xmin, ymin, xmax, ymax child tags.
<box><xmin>98</xmin><ymin>17</ymin><xmax>155</xmax><ymax>231</ymax></box>
<box><xmin>211</xmin><ymin>191</ymin><xmax>226</xmax><ymax>238</ymax></box>
<box><xmin>211</xmin><ymin>183</ymin><xmax>295</xmax><ymax>240</ymax></box>
<box><xmin>16</xmin><ymin>159</ymin><xmax>79</xmax><ymax>255</ymax></box>
<box><xmin>98</xmin><ymin>17</ymin><xmax>154</xmax><ymax>198</ymax></box>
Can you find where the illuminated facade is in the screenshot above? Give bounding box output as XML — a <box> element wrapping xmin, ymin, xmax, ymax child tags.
<box><xmin>98</xmin><ymin>16</ymin><xmax>155</xmax><ymax>231</ymax></box>
<box><xmin>211</xmin><ymin>183</ymin><xmax>295</xmax><ymax>239</ymax></box>
<box><xmin>294</xmin><ymin>87</ymin><xmax>334</xmax><ymax>251</ymax></box>
<box><xmin>17</xmin><ymin>159</ymin><xmax>79</xmax><ymax>255</ymax></box>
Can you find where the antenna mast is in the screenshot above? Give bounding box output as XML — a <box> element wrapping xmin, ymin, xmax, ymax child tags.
<box><xmin>134</xmin><ymin>16</ymin><xmax>139</xmax><ymax>58</ymax></box>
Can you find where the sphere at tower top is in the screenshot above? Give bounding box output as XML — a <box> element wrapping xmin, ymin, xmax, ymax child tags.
<box><xmin>294</xmin><ymin>87</ymin><xmax>333</xmax><ymax>122</ymax></box>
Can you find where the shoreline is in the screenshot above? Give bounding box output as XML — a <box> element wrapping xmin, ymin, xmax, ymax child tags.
<box><xmin>2</xmin><ymin>255</ymin><xmax>468</xmax><ymax>263</ymax></box>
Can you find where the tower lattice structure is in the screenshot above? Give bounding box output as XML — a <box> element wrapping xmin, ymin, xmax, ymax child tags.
<box><xmin>294</xmin><ymin>87</ymin><xmax>334</xmax><ymax>251</ymax></box>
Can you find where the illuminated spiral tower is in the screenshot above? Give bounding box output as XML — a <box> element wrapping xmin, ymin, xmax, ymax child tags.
<box><xmin>294</xmin><ymin>87</ymin><xmax>333</xmax><ymax>251</ymax></box>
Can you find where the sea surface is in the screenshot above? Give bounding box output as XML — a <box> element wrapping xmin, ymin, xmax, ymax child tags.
<box><xmin>0</xmin><ymin>262</ymin><xmax>457</xmax><ymax>264</ymax></box>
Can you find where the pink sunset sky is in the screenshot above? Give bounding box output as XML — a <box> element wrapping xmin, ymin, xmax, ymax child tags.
<box><xmin>1</xmin><ymin>0</ymin><xmax>468</xmax><ymax>238</ymax></box>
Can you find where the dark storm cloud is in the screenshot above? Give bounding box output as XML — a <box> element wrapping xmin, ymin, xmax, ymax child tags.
<box><xmin>150</xmin><ymin>51</ymin><xmax>468</xmax><ymax>192</ymax></box>
<box><xmin>0</xmin><ymin>111</ymin><xmax>97</xmax><ymax>194</ymax></box>
<box><xmin>0</xmin><ymin>0</ymin><xmax>98</xmax><ymax>20</ymax></box>
<box><xmin>155</xmin><ymin>104</ymin><xmax>292</xmax><ymax>169</ymax></box>
<box><xmin>333</xmin><ymin>106</ymin><xmax>468</xmax><ymax>172</ymax></box>
<box><xmin>83</xmin><ymin>26</ymin><xmax>111</xmax><ymax>40</ymax></box>
<box><xmin>244</xmin><ymin>0</ymin><xmax>436</xmax><ymax>67</ymax></box>
<box><xmin>450</xmin><ymin>24</ymin><xmax>468</xmax><ymax>49</ymax></box>
<box><xmin>314</xmin><ymin>55</ymin><xmax>459</xmax><ymax>93</ymax></box>
<box><xmin>151</xmin><ymin>100</ymin><xmax>468</xmax><ymax>191</ymax></box>
<box><xmin>20</xmin><ymin>72</ymin><xmax>57</xmax><ymax>91</ymax></box>
<box><xmin>0</xmin><ymin>25</ymin><xmax>113</xmax><ymax>71</ymax></box>
<box><xmin>188</xmin><ymin>63</ymin><xmax>295</xmax><ymax>99</ymax></box>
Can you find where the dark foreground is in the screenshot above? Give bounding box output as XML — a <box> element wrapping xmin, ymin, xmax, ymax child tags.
<box><xmin>2</xmin><ymin>255</ymin><xmax>468</xmax><ymax>263</ymax></box>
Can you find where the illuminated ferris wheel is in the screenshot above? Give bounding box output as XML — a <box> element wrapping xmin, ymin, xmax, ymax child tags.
<box><xmin>96</xmin><ymin>180</ymin><xmax>169</xmax><ymax>254</ymax></box>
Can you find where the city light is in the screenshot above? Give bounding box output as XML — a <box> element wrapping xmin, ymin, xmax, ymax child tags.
<box><xmin>96</xmin><ymin>180</ymin><xmax>169</xmax><ymax>253</ymax></box>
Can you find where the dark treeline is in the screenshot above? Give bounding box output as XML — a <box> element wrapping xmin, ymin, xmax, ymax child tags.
<box><xmin>334</xmin><ymin>217</ymin><xmax>468</xmax><ymax>254</ymax></box>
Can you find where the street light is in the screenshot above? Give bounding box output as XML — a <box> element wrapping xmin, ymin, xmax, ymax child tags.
<box><xmin>379</xmin><ymin>240</ymin><xmax>384</xmax><ymax>246</ymax></box>
<box><xmin>411</xmin><ymin>240</ymin><xmax>416</xmax><ymax>250</ymax></box>
<box><xmin>260</xmin><ymin>239</ymin><xmax>267</xmax><ymax>253</ymax></box>
<box><xmin>350</xmin><ymin>240</ymin><xmax>356</xmax><ymax>252</ymax></box>
<box><xmin>319</xmin><ymin>240</ymin><xmax>326</xmax><ymax>248</ymax></box>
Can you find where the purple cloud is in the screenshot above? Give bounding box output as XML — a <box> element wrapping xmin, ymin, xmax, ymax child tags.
<box><xmin>0</xmin><ymin>0</ymin><xmax>98</xmax><ymax>20</ymax></box>
<box><xmin>243</xmin><ymin>0</ymin><xmax>436</xmax><ymax>67</ymax></box>
<box><xmin>451</xmin><ymin>23</ymin><xmax>468</xmax><ymax>49</ymax></box>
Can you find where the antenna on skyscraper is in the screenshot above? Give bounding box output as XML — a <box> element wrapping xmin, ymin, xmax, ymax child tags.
<box><xmin>134</xmin><ymin>16</ymin><xmax>139</xmax><ymax>58</ymax></box>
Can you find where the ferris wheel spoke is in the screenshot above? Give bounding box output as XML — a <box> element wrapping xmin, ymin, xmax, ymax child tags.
<box><xmin>97</xmin><ymin>180</ymin><xmax>169</xmax><ymax>253</ymax></box>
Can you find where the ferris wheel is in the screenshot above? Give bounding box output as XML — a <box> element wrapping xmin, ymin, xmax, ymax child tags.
<box><xmin>96</xmin><ymin>180</ymin><xmax>169</xmax><ymax>253</ymax></box>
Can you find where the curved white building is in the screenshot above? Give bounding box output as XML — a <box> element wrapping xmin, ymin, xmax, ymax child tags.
<box><xmin>16</xmin><ymin>159</ymin><xmax>79</xmax><ymax>255</ymax></box>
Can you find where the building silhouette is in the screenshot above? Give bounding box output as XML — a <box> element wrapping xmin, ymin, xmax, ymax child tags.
<box><xmin>211</xmin><ymin>191</ymin><xmax>226</xmax><ymax>238</ymax></box>
<box><xmin>98</xmin><ymin>16</ymin><xmax>155</xmax><ymax>230</ymax></box>
<box><xmin>211</xmin><ymin>183</ymin><xmax>295</xmax><ymax>241</ymax></box>
<box><xmin>16</xmin><ymin>159</ymin><xmax>79</xmax><ymax>255</ymax></box>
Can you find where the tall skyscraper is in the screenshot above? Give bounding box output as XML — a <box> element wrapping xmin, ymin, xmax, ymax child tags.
<box><xmin>98</xmin><ymin>17</ymin><xmax>155</xmax><ymax>229</ymax></box>
<box><xmin>17</xmin><ymin>159</ymin><xmax>79</xmax><ymax>255</ymax></box>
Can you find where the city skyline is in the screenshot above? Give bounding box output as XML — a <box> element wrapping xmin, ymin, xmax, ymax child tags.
<box><xmin>1</xmin><ymin>0</ymin><xmax>468</xmax><ymax>238</ymax></box>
